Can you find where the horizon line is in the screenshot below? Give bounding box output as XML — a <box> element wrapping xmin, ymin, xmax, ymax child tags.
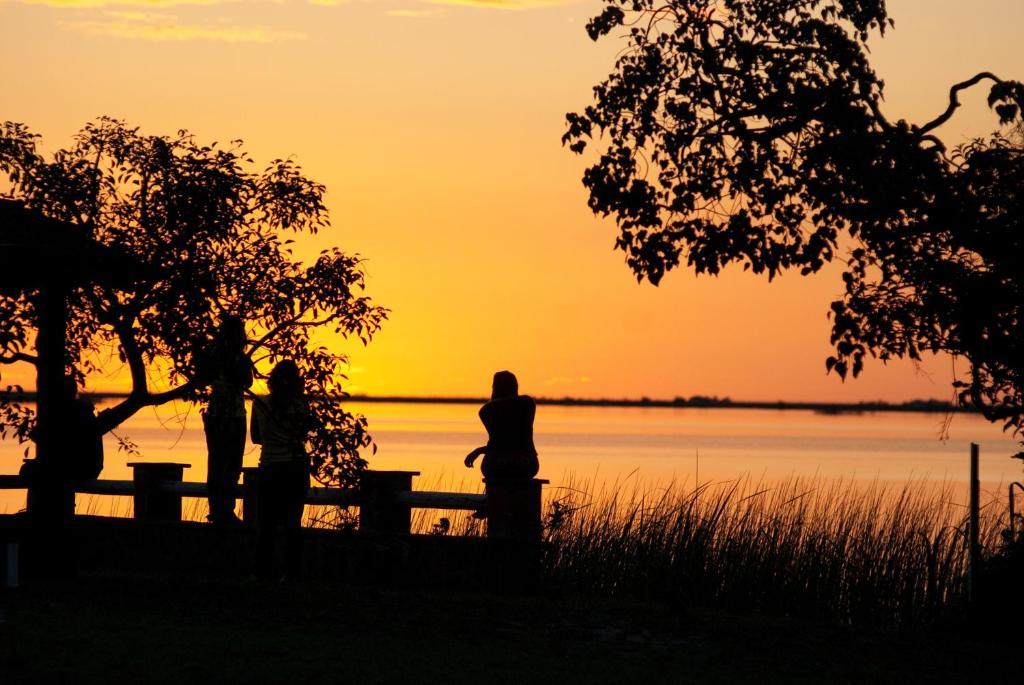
<box><xmin>27</xmin><ymin>391</ymin><xmax>969</xmax><ymax>414</ymax></box>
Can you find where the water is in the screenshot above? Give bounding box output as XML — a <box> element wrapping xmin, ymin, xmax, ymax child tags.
<box><xmin>1</xmin><ymin>400</ymin><xmax>1022</xmax><ymax>515</ymax></box>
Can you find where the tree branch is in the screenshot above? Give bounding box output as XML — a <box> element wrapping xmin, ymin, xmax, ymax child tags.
<box><xmin>247</xmin><ymin>311</ymin><xmax>341</xmax><ymax>355</ymax></box>
<box><xmin>0</xmin><ymin>352</ymin><xmax>38</xmax><ymax>365</ymax></box>
<box><xmin>918</xmin><ymin>134</ymin><xmax>947</xmax><ymax>154</ymax></box>
<box><xmin>918</xmin><ymin>72</ymin><xmax>1003</xmax><ymax>136</ymax></box>
<box><xmin>867</xmin><ymin>97</ymin><xmax>893</xmax><ymax>131</ymax></box>
<box><xmin>94</xmin><ymin>378</ymin><xmax>199</xmax><ymax>434</ymax></box>
<box><xmin>114</xmin><ymin>319</ymin><xmax>148</xmax><ymax>397</ymax></box>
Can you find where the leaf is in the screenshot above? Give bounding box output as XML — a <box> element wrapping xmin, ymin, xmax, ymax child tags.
<box><xmin>994</xmin><ymin>103</ymin><xmax>1019</xmax><ymax>124</ymax></box>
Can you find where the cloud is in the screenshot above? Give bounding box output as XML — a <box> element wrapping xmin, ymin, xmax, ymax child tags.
<box><xmin>425</xmin><ymin>0</ymin><xmax>576</xmax><ymax>8</ymax></box>
<box><xmin>20</xmin><ymin>0</ymin><xmax>227</xmax><ymax>7</ymax></box>
<box><xmin>543</xmin><ymin>375</ymin><xmax>591</xmax><ymax>387</ymax></box>
<box><xmin>10</xmin><ymin>0</ymin><xmax>578</xmax><ymax>11</ymax></box>
<box><xmin>104</xmin><ymin>10</ymin><xmax>173</xmax><ymax>20</ymax></box>
<box><xmin>64</xmin><ymin>12</ymin><xmax>306</xmax><ymax>42</ymax></box>
<box><xmin>387</xmin><ymin>8</ymin><xmax>436</xmax><ymax>17</ymax></box>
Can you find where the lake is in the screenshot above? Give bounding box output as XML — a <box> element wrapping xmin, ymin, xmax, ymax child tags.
<box><xmin>1</xmin><ymin>400</ymin><xmax>1022</xmax><ymax>516</ymax></box>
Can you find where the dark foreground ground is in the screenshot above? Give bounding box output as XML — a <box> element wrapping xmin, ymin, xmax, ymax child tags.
<box><xmin>0</xmin><ymin>574</ymin><xmax>1017</xmax><ymax>684</ymax></box>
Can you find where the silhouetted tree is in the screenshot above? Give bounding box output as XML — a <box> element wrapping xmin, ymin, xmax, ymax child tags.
<box><xmin>0</xmin><ymin>118</ymin><xmax>386</xmax><ymax>485</ymax></box>
<box><xmin>565</xmin><ymin>0</ymin><xmax>1024</xmax><ymax>437</ymax></box>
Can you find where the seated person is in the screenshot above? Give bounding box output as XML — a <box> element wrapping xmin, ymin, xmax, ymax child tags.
<box><xmin>464</xmin><ymin>371</ymin><xmax>539</xmax><ymax>480</ymax></box>
<box><xmin>21</xmin><ymin>376</ymin><xmax>103</xmax><ymax>483</ymax></box>
<box><xmin>65</xmin><ymin>388</ymin><xmax>103</xmax><ymax>482</ymax></box>
<box><xmin>21</xmin><ymin>377</ymin><xmax>103</xmax><ymax>522</ymax></box>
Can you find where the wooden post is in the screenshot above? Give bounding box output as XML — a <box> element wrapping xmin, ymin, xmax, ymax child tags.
<box><xmin>358</xmin><ymin>470</ymin><xmax>418</xmax><ymax>535</ymax></box>
<box><xmin>129</xmin><ymin>463</ymin><xmax>190</xmax><ymax>522</ymax></box>
<box><xmin>5</xmin><ymin>542</ymin><xmax>17</xmax><ymax>589</ymax></box>
<box><xmin>26</xmin><ymin>286</ymin><xmax>75</xmax><ymax>523</ymax></box>
<box><xmin>1010</xmin><ymin>484</ymin><xmax>1017</xmax><ymax>541</ymax></box>
<box><xmin>242</xmin><ymin>467</ymin><xmax>259</xmax><ymax>528</ymax></box>
<box><xmin>968</xmin><ymin>443</ymin><xmax>980</xmax><ymax>602</ymax></box>
<box><xmin>1010</xmin><ymin>483</ymin><xmax>1024</xmax><ymax>542</ymax></box>
<box><xmin>32</xmin><ymin>288</ymin><xmax>66</xmax><ymax>470</ymax></box>
<box><xmin>484</xmin><ymin>478</ymin><xmax>548</xmax><ymax>541</ymax></box>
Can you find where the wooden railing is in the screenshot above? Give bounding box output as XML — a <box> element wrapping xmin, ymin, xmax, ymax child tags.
<box><xmin>0</xmin><ymin>462</ymin><xmax>547</xmax><ymax>540</ymax></box>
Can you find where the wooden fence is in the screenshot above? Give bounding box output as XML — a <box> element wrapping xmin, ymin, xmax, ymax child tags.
<box><xmin>0</xmin><ymin>462</ymin><xmax>547</xmax><ymax>540</ymax></box>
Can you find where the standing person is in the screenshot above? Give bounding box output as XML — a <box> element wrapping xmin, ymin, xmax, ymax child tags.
<box><xmin>250</xmin><ymin>360</ymin><xmax>311</xmax><ymax>580</ymax></box>
<box><xmin>464</xmin><ymin>371</ymin><xmax>539</xmax><ymax>480</ymax></box>
<box><xmin>200</xmin><ymin>315</ymin><xmax>253</xmax><ymax>526</ymax></box>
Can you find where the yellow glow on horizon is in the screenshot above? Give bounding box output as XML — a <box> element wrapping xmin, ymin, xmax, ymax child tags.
<box><xmin>2</xmin><ymin>0</ymin><xmax>1023</xmax><ymax>402</ymax></box>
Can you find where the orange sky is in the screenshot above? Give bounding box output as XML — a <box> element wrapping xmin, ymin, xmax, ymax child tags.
<box><xmin>1</xmin><ymin>0</ymin><xmax>1022</xmax><ymax>401</ymax></box>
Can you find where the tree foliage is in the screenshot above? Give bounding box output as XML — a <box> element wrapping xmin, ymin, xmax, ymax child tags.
<box><xmin>0</xmin><ymin>118</ymin><xmax>387</xmax><ymax>485</ymax></box>
<box><xmin>564</xmin><ymin>0</ymin><xmax>1024</xmax><ymax>436</ymax></box>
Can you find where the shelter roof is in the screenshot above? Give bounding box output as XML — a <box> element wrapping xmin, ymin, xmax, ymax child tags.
<box><xmin>0</xmin><ymin>199</ymin><xmax>155</xmax><ymax>292</ymax></box>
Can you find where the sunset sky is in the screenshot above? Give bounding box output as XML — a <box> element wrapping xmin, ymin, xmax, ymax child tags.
<box><xmin>2</xmin><ymin>0</ymin><xmax>1023</xmax><ymax>402</ymax></box>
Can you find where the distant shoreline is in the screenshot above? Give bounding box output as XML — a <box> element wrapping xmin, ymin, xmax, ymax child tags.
<box><xmin>72</xmin><ymin>392</ymin><xmax>971</xmax><ymax>415</ymax></box>
<box><xmin>4</xmin><ymin>391</ymin><xmax>970</xmax><ymax>415</ymax></box>
<box><xmin>344</xmin><ymin>395</ymin><xmax>971</xmax><ymax>414</ymax></box>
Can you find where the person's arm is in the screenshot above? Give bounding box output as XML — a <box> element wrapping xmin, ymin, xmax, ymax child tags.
<box><xmin>250</xmin><ymin>402</ymin><xmax>263</xmax><ymax>445</ymax></box>
<box><xmin>299</xmin><ymin>400</ymin><xmax>314</xmax><ymax>435</ymax></box>
<box><xmin>467</xmin><ymin>402</ymin><xmax>494</xmax><ymax>468</ymax></box>
<box><xmin>237</xmin><ymin>355</ymin><xmax>254</xmax><ymax>390</ymax></box>
<box><xmin>464</xmin><ymin>446</ymin><xmax>487</xmax><ymax>468</ymax></box>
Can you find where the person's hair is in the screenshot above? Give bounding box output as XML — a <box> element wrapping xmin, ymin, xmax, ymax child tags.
<box><xmin>491</xmin><ymin>371</ymin><xmax>518</xmax><ymax>400</ymax></box>
<box><xmin>268</xmin><ymin>359</ymin><xmax>303</xmax><ymax>413</ymax></box>
<box><xmin>218</xmin><ymin>315</ymin><xmax>246</xmax><ymax>350</ymax></box>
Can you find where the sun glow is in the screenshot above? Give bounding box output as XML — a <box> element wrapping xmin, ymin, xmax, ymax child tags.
<box><xmin>2</xmin><ymin>0</ymin><xmax>1023</xmax><ymax>401</ymax></box>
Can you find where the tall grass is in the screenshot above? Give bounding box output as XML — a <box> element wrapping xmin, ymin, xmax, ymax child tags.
<box><xmin>75</xmin><ymin>493</ymin><xmax>212</xmax><ymax>522</ymax></box>
<box><xmin>542</xmin><ymin>476</ymin><xmax>1004</xmax><ymax>628</ymax></box>
<box><xmin>55</xmin><ymin>471</ymin><xmax>1011</xmax><ymax>629</ymax></box>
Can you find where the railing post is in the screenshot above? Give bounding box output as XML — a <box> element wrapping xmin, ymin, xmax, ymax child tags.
<box><xmin>968</xmin><ymin>443</ymin><xmax>980</xmax><ymax>603</ymax></box>
<box><xmin>1010</xmin><ymin>484</ymin><xmax>1016</xmax><ymax>542</ymax></box>
<box><xmin>23</xmin><ymin>464</ymin><xmax>74</xmax><ymax>524</ymax></box>
<box><xmin>242</xmin><ymin>467</ymin><xmax>259</xmax><ymax>528</ymax></box>
<box><xmin>484</xmin><ymin>478</ymin><xmax>548</xmax><ymax>541</ymax></box>
<box><xmin>128</xmin><ymin>462</ymin><xmax>189</xmax><ymax>522</ymax></box>
<box><xmin>4</xmin><ymin>542</ymin><xmax>17</xmax><ymax>589</ymax></box>
<box><xmin>1010</xmin><ymin>483</ymin><xmax>1024</xmax><ymax>543</ymax></box>
<box><xmin>358</xmin><ymin>470</ymin><xmax>418</xmax><ymax>535</ymax></box>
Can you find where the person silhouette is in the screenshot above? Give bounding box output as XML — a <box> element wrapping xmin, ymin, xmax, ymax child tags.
<box><xmin>21</xmin><ymin>376</ymin><xmax>103</xmax><ymax>522</ymax></box>
<box><xmin>250</xmin><ymin>359</ymin><xmax>311</xmax><ymax>580</ymax></box>
<box><xmin>199</xmin><ymin>315</ymin><xmax>253</xmax><ymax>526</ymax></box>
<box><xmin>464</xmin><ymin>371</ymin><xmax>539</xmax><ymax>480</ymax></box>
<box><xmin>61</xmin><ymin>377</ymin><xmax>103</xmax><ymax>482</ymax></box>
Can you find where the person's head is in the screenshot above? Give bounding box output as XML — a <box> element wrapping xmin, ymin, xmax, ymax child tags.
<box><xmin>491</xmin><ymin>371</ymin><xmax>518</xmax><ymax>400</ymax></box>
<box><xmin>61</xmin><ymin>375</ymin><xmax>79</xmax><ymax>403</ymax></box>
<box><xmin>217</xmin><ymin>315</ymin><xmax>246</xmax><ymax>351</ymax></box>
<box><xmin>268</xmin><ymin>359</ymin><xmax>303</xmax><ymax>407</ymax></box>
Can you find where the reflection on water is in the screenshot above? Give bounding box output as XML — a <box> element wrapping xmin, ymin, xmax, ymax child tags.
<box><xmin>1</xmin><ymin>401</ymin><xmax>1022</xmax><ymax>515</ymax></box>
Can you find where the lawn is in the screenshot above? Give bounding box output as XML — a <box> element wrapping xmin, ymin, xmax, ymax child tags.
<box><xmin>0</xmin><ymin>574</ymin><xmax>1016</xmax><ymax>684</ymax></box>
